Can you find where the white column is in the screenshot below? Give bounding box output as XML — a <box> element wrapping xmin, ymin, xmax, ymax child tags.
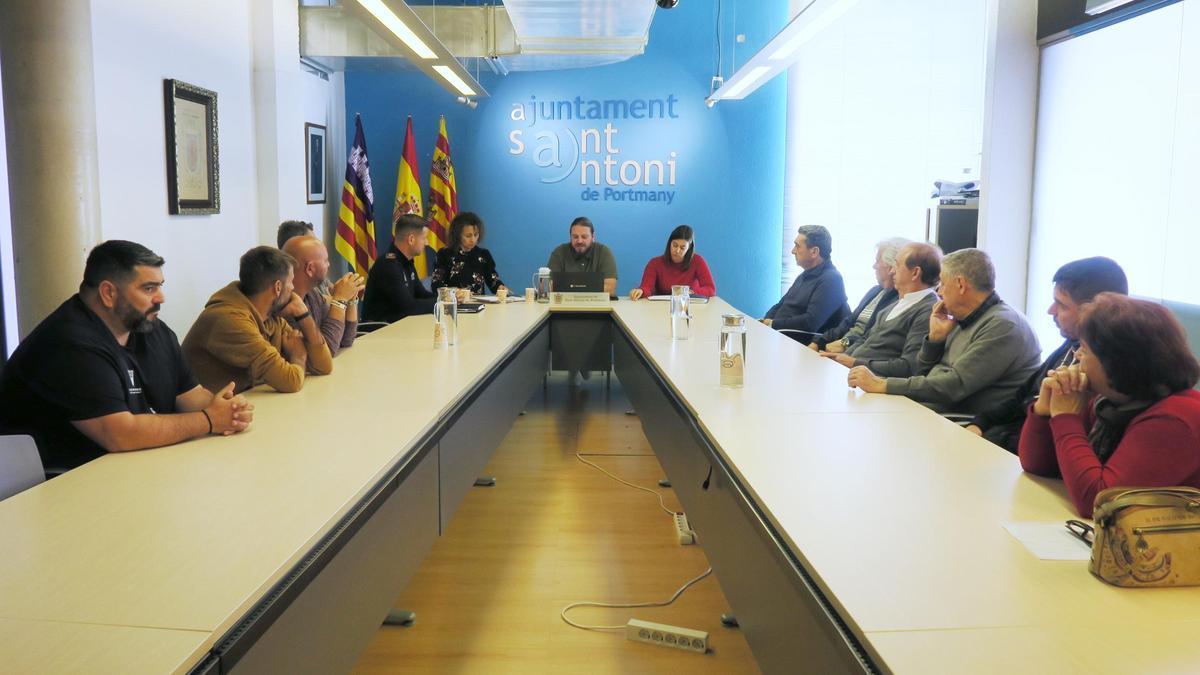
<box><xmin>0</xmin><ymin>0</ymin><xmax>103</xmax><ymax>336</ymax></box>
<box><xmin>979</xmin><ymin>0</ymin><xmax>1040</xmax><ymax>312</ymax></box>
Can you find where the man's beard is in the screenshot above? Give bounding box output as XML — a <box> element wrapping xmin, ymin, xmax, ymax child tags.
<box><xmin>117</xmin><ymin>298</ymin><xmax>159</xmax><ymax>334</ymax></box>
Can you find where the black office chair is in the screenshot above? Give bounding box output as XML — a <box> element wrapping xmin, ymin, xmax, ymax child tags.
<box><xmin>356</xmin><ymin>321</ymin><xmax>390</xmax><ymax>337</ymax></box>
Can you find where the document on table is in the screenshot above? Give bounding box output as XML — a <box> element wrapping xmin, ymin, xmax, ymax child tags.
<box><xmin>473</xmin><ymin>295</ymin><xmax>523</xmax><ymax>303</ymax></box>
<box><xmin>1002</xmin><ymin>522</ymin><xmax>1093</xmax><ymax>561</ymax></box>
<box><xmin>647</xmin><ymin>295</ymin><xmax>709</xmax><ymax>303</ymax></box>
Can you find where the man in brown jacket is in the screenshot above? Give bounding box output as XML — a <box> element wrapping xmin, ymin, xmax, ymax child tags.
<box><xmin>183</xmin><ymin>246</ymin><xmax>333</xmax><ymax>393</ymax></box>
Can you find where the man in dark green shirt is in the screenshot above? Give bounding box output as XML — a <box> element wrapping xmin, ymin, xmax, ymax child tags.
<box><xmin>546</xmin><ymin>216</ymin><xmax>618</xmax><ymax>296</ymax></box>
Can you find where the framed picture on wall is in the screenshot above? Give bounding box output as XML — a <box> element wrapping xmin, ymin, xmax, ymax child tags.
<box><xmin>305</xmin><ymin>122</ymin><xmax>327</xmax><ymax>204</ymax></box>
<box><xmin>163</xmin><ymin>78</ymin><xmax>220</xmax><ymax>215</ymax></box>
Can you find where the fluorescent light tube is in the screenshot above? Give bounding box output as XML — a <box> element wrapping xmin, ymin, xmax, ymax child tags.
<box><xmin>434</xmin><ymin>65</ymin><xmax>476</xmax><ymax>96</ymax></box>
<box><xmin>1085</xmin><ymin>0</ymin><xmax>1137</xmax><ymax>15</ymax></box>
<box><xmin>719</xmin><ymin>66</ymin><xmax>771</xmax><ymax>99</ymax></box>
<box><xmin>770</xmin><ymin>0</ymin><xmax>862</xmax><ymax>61</ymax></box>
<box><xmin>356</xmin><ymin>0</ymin><xmax>436</xmax><ymax>59</ymax></box>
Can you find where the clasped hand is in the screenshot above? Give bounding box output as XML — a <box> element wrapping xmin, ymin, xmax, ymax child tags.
<box><xmin>204</xmin><ymin>382</ymin><xmax>255</xmax><ymax>435</ymax></box>
<box><xmin>1033</xmin><ymin>365</ymin><xmax>1091</xmax><ymax>418</ymax></box>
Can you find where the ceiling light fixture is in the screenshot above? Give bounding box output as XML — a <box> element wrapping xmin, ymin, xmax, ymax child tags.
<box><xmin>345</xmin><ymin>0</ymin><xmax>488</xmax><ymax>99</ymax></box>
<box><xmin>435</xmin><ymin>65</ymin><xmax>476</xmax><ymax>96</ymax></box>
<box><xmin>707</xmin><ymin>0</ymin><xmax>861</xmax><ymax>106</ymax></box>
<box><xmin>355</xmin><ymin>0</ymin><xmax>436</xmax><ymax>59</ymax></box>
<box><xmin>1084</xmin><ymin>0</ymin><xmax>1138</xmax><ymax>15</ymax></box>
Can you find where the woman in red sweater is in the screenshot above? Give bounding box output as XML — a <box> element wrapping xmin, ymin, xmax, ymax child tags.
<box><xmin>1018</xmin><ymin>293</ymin><xmax>1200</xmax><ymax>517</ymax></box>
<box><xmin>628</xmin><ymin>225</ymin><xmax>716</xmax><ymax>300</ymax></box>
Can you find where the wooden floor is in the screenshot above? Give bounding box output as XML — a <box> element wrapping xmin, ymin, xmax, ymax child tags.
<box><xmin>352</xmin><ymin>373</ymin><xmax>761</xmax><ymax>674</ymax></box>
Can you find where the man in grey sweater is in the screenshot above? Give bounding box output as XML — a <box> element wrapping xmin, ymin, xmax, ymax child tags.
<box><xmin>847</xmin><ymin>248</ymin><xmax>1040</xmax><ymax>414</ymax></box>
<box><xmin>823</xmin><ymin>241</ymin><xmax>942</xmax><ymax>377</ymax></box>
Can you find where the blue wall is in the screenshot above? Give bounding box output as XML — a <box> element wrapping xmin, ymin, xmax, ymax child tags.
<box><xmin>345</xmin><ymin>2</ymin><xmax>787</xmax><ymax>315</ymax></box>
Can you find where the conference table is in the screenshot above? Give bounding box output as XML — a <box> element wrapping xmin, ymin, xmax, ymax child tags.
<box><xmin>0</xmin><ymin>298</ymin><xmax>1197</xmax><ymax>674</ymax></box>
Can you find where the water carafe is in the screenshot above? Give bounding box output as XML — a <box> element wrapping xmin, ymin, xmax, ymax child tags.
<box><xmin>533</xmin><ymin>267</ymin><xmax>551</xmax><ymax>303</ymax></box>
<box><xmin>670</xmin><ymin>285</ymin><xmax>690</xmax><ymax>340</ymax></box>
<box><xmin>434</xmin><ymin>287</ymin><xmax>458</xmax><ymax>347</ymax></box>
<box><xmin>719</xmin><ymin>313</ymin><xmax>746</xmax><ymax>388</ymax></box>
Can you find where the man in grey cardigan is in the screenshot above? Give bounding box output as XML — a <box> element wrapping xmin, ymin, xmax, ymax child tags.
<box><xmin>822</xmin><ymin>242</ymin><xmax>941</xmax><ymax>377</ymax></box>
<box><xmin>847</xmin><ymin>248</ymin><xmax>1040</xmax><ymax>414</ymax></box>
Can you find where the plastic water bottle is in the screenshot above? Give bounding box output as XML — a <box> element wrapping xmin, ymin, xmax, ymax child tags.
<box><xmin>434</xmin><ymin>287</ymin><xmax>458</xmax><ymax>347</ymax></box>
<box><xmin>719</xmin><ymin>313</ymin><xmax>746</xmax><ymax>388</ymax></box>
<box><xmin>670</xmin><ymin>285</ymin><xmax>690</xmax><ymax>340</ymax></box>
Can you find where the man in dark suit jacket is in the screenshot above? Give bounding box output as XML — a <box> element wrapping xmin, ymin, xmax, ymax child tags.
<box><xmin>763</xmin><ymin>225</ymin><xmax>850</xmax><ymax>337</ymax></box>
<box><xmin>822</xmin><ymin>242</ymin><xmax>942</xmax><ymax>377</ymax></box>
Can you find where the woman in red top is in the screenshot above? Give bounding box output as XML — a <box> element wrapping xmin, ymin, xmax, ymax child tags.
<box><xmin>628</xmin><ymin>225</ymin><xmax>716</xmax><ymax>300</ymax></box>
<box><xmin>1018</xmin><ymin>293</ymin><xmax>1200</xmax><ymax>517</ymax></box>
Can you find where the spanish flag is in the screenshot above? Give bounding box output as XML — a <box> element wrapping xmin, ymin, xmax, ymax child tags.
<box><xmin>393</xmin><ymin>117</ymin><xmax>426</xmax><ymax>274</ymax></box>
<box><xmin>335</xmin><ymin>114</ymin><xmax>377</xmax><ymax>277</ymax></box>
<box><xmin>418</xmin><ymin>116</ymin><xmax>456</xmax><ymax>278</ymax></box>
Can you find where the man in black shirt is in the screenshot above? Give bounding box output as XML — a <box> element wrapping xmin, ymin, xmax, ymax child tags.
<box><xmin>0</xmin><ymin>240</ymin><xmax>254</xmax><ymax>473</ymax></box>
<box><xmin>965</xmin><ymin>256</ymin><xmax>1128</xmax><ymax>452</ymax></box>
<box><xmin>363</xmin><ymin>214</ymin><xmax>438</xmax><ymax>323</ymax></box>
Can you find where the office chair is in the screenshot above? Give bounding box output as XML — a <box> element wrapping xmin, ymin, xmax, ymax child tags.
<box><xmin>0</xmin><ymin>434</ymin><xmax>44</xmax><ymax>501</ymax></box>
<box><xmin>356</xmin><ymin>321</ymin><xmax>390</xmax><ymax>337</ymax></box>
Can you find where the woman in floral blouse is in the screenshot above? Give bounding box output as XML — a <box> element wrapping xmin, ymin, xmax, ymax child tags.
<box><xmin>431</xmin><ymin>212</ymin><xmax>507</xmax><ymax>295</ymax></box>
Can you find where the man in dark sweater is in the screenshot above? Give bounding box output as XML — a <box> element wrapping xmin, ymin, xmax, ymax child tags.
<box><xmin>966</xmin><ymin>257</ymin><xmax>1128</xmax><ymax>452</ymax></box>
<box><xmin>763</xmin><ymin>225</ymin><xmax>850</xmax><ymax>337</ymax></box>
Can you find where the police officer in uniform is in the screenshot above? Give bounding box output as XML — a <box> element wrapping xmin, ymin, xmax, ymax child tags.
<box><xmin>363</xmin><ymin>214</ymin><xmax>438</xmax><ymax>323</ymax></box>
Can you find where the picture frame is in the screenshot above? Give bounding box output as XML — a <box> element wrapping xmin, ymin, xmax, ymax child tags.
<box><xmin>163</xmin><ymin>78</ymin><xmax>220</xmax><ymax>215</ymax></box>
<box><xmin>305</xmin><ymin>122</ymin><xmax>327</xmax><ymax>204</ymax></box>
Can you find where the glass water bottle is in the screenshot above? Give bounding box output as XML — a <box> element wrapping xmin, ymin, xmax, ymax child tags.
<box><xmin>434</xmin><ymin>287</ymin><xmax>458</xmax><ymax>347</ymax></box>
<box><xmin>719</xmin><ymin>313</ymin><xmax>746</xmax><ymax>388</ymax></box>
<box><xmin>670</xmin><ymin>284</ymin><xmax>690</xmax><ymax>340</ymax></box>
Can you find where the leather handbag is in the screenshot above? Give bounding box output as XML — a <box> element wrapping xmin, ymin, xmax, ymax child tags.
<box><xmin>1076</xmin><ymin>486</ymin><xmax>1200</xmax><ymax>587</ymax></box>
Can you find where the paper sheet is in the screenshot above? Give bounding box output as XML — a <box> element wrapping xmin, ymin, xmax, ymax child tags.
<box><xmin>647</xmin><ymin>295</ymin><xmax>709</xmax><ymax>303</ymax></box>
<box><xmin>472</xmin><ymin>295</ymin><xmax>523</xmax><ymax>304</ymax></box>
<box><xmin>1002</xmin><ymin>521</ymin><xmax>1093</xmax><ymax>561</ymax></box>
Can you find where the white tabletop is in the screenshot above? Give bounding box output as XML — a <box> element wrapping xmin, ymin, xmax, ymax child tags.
<box><xmin>4</xmin><ymin>296</ymin><xmax>1197</xmax><ymax>672</ymax></box>
<box><xmin>0</xmin><ymin>302</ymin><xmax>548</xmax><ymax>642</ymax></box>
<box><xmin>611</xmin><ymin>298</ymin><xmax>1200</xmax><ymax>669</ymax></box>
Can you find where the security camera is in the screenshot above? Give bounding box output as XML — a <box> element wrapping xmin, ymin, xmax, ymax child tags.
<box><xmin>656</xmin><ymin>0</ymin><xmax>679</xmax><ymax>8</ymax></box>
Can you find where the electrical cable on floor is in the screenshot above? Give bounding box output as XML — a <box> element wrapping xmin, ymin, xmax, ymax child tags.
<box><xmin>575</xmin><ymin>452</ymin><xmax>677</xmax><ymax>517</ymax></box>
<box><xmin>562</xmin><ymin>453</ymin><xmax>710</xmax><ymax>632</ymax></box>
<box><xmin>560</xmin><ymin>567</ymin><xmax>714</xmax><ymax>631</ymax></box>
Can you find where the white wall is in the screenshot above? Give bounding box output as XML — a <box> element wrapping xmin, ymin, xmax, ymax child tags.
<box><xmin>89</xmin><ymin>0</ymin><xmax>336</xmax><ymax>335</ymax></box>
<box><xmin>1028</xmin><ymin>2</ymin><xmax>1192</xmax><ymax>351</ymax></box>
<box><xmin>782</xmin><ymin>0</ymin><xmax>986</xmax><ymax>302</ymax></box>
<box><xmin>0</xmin><ymin>45</ymin><xmax>16</xmax><ymax>356</ymax></box>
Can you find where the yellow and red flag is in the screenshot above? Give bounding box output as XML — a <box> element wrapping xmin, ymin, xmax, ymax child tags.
<box><xmin>335</xmin><ymin>114</ymin><xmax>377</xmax><ymax>276</ymax></box>
<box><xmin>415</xmin><ymin>116</ymin><xmax>456</xmax><ymax>279</ymax></box>
<box><xmin>393</xmin><ymin>116</ymin><xmax>426</xmax><ymax>274</ymax></box>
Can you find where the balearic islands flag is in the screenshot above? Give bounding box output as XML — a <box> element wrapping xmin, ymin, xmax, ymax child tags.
<box><xmin>417</xmin><ymin>116</ymin><xmax>456</xmax><ymax>279</ymax></box>
<box><xmin>335</xmin><ymin>114</ymin><xmax>377</xmax><ymax>277</ymax></box>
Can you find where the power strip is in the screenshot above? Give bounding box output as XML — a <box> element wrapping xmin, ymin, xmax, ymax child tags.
<box><xmin>674</xmin><ymin>512</ymin><xmax>696</xmax><ymax>545</ymax></box>
<box><xmin>626</xmin><ymin>619</ymin><xmax>708</xmax><ymax>653</ymax></box>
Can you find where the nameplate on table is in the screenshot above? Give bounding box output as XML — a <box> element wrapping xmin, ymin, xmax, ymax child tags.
<box><xmin>550</xmin><ymin>292</ymin><xmax>610</xmax><ymax>306</ymax></box>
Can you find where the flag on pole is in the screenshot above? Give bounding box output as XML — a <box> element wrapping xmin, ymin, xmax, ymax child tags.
<box><xmin>393</xmin><ymin>116</ymin><xmax>426</xmax><ymax>274</ymax></box>
<box><xmin>415</xmin><ymin>116</ymin><xmax>456</xmax><ymax>279</ymax></box>
<box><xmin>335</xmin><ymin>114</ymin><xmax>377</xmax><ymax>277</ymax></box>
